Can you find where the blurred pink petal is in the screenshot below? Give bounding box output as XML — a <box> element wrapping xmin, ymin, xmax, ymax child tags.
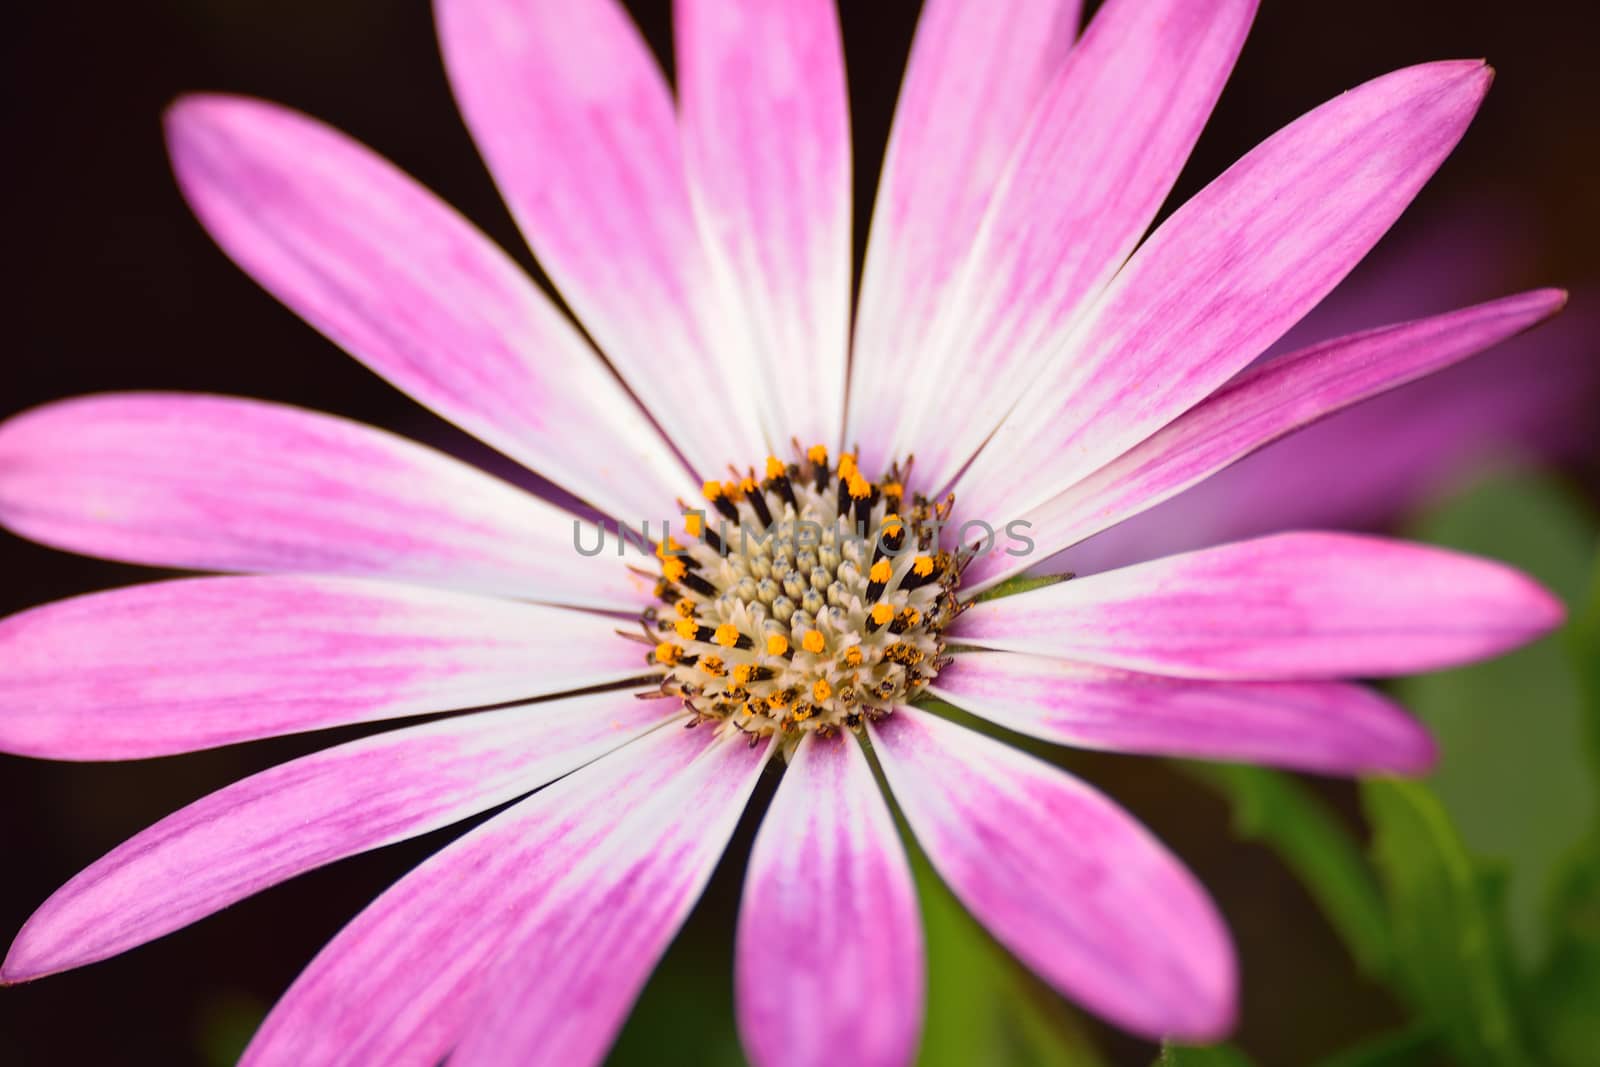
<box><xmin>239</xmin><ymin>723</ymin><xmax>715</xmax><ymax>1067</ymax></box>
<box><xmin>676</xmin><ymin>0</ymin><xmax>851</xmax><ymax>451</ymax></box>
<box><xmin>2</xmin><ymin>692</ymin><xmax>673</xmax><ymax>982</ymax></box>
<box><xmin>890</xmin><ymin>0</ymin><xmax>1258</xmax><ymax>487</ymax></box>
<box><xmin>166</xmin><ymin>94</ymin><xmax>692</xmax><ymax>520</ymax></box>
<box><xmin>955</xmin><ymin>61</ymin><xmax>1492</xmax><ymax>520</ymax></box>
<box><xmin>849</xmin><ymin>0</ymin><xmax>1080</xmax><ymax>471</ymax></box>
<box><xmin>930</xmin><ymin>652</ymin><xmax>1436</xmax><ymax>775</ymax></box>
<box><xmin>736</xmin><ymin>732</ymin><xmax>923</xmax><ymax>1067</ymax></box>
<box><xmin>964</xmin><ymin>288</ymin><xmax>1567</xmax><ymax>592</ymax></box>
<box><xmin>436</xmin><ymin>0</ymin><xmax>769</xmax><ymax>476</ymax></box>
<box><xmin>0</xmin><ymin>393</ymin><xmax>649</xmax><ymax>607</ymax></box>
<box><xmin>0</xmin><ymin>575</ymin><xmax>646</xmax><ymax>760</ymax></box>
<box><xmin>955</xmin><ymin>531</ymin><xmax>1564</xmax><ymax>680</ymax></box>
<box><xmin>870</xmin><ymin>706</ymin><xmax>1235</xmax><ymax>1042</ymax></box>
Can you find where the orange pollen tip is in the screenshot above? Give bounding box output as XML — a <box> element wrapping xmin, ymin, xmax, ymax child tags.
<box><xmin>881</xmin><ymin>513</ymin><xmax>904</xmax><ymax>533</ymax></box>
<box><xmin>812</xmin><ymin>679</ymin><xmax>833</xmax><ymax>703</ymax></box>
<box><xmin>869</xmin><ymin>559</ymin><xmax>893</xmax><ymax>583</ymax></box>
<box><xmin>702</xmin><ymin>480</ymin><xmax>723</xmax><ymax>501</ymax></box>
<box><xmin>654</xmin><ymin>642</ymin><xmax>680</xmax><ymax>664</ymax></box>
<box><xmin>673</xmin><ymin>618</ymin><xmax>699</xmax><ymax>640</ymax></box>
<box><xmin>807</xmin><ymin>444</ymin><xmax>828</xmax><ymax>465</ymax></box>
<box><xmin>847</xmin><ymin>473</ymin><xmax>872</xmax><ymax>499</ymax></box>
<box><xmin>766</xmin><ymin>634</ymin><xmax>790</xmax><ymax>656</ymax></box>
<box><xmin>838</xmin><ymin>453</ymin><xmax>858</xmax><ymax>479</ymax></box>
<box><xmin>801</xmin><ymin>629</ymin><xmax>826</xmax><ymax>654</ymax></box>
<box><xmin>765</xmin><ymin>456</ymin><xmax>786</xmax><ymax>479</ymax></box>
<box><xmin>654</xmin><ymin>537</ymin><xmax>682</xmax><ymax>560</ymax></box>
<box><xmin>871</xmin><ymin>603</ymin><xmax>895</xmax><ymax>625</ymax></box>
<box><xmin>684</xmin><ymin>512</ymin><xmax>704</xmax><ymax>536</ymax></box>
<box><xmin>739</xmin><ymin>476</ymin><xmax>758</xmax><ymax>495</ymax></box>
<box><xmin>884</xmin><ymin>481</ymin><xmax>903</xmax><ymax>497</ymax></box>
<box><xmin>722</xmin><ymin>480</ymin><xmax>745</xmax><ymax>502</ymax></box>
<box><xmin>844</xmin><ymin>646</ymin><xmax>863</xmax><ymax>667</ymax></box>
<box><xmin>913</xmin><ymin>555</ymin><xmax>935</xmax><ymax>577</ymax></box>
<box><xmin>662</xmin><ymin>559</ymin><xmax>687</xmax><ymax>582</ymax></box>
<box><xmin>732</xmin><ymin>664</ymin><xmax>755</xmax><ymax>686</ymax></box>
<box><xmin>713</xmin><ymin>623</ymin><xmax>740</xmax><ymax>648</ymax></box>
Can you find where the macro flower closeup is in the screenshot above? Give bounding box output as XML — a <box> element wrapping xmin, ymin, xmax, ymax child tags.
<box><xmin>0</xmin><ymin>1</ymin><xmax>1578</xmax><ymax>1065</ymax></box>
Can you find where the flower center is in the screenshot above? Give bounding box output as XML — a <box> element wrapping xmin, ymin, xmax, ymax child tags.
<box><xmin>637</xmin><ymin>445</ymin><xmax>961</xmax><ymax>745</ymax></box>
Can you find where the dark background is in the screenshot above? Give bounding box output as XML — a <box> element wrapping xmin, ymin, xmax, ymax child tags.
<box><xmin>2</xmin><ymin>1</ymin><xmax>1597</xmax><ymax>1064</ymax></box>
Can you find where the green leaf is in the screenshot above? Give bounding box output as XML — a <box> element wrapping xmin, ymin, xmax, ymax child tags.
<box><xmin>912</xmin><ymin>847</ymin><xmax>1106</xmax><ymax>1067</ymax></box>
<box><xmin>973</xmin><ymin>572</ymin><xmax>1070</xmax><ymax>603</ymax></box>
<box><xmin>1181</xmin><ymin>763</ymin><xmax>1391</xmax><ymax>978</ymax></box>
<box><xmin>1397</xmin><ymin>470</ymin><xmax>1598</xmax><ymax>963</ymax></box>
<box><xmin>1527</xmin><ymin>551</ymin><xmax>1600</xmax><ymax>1067</ymax></box>
<box><xmin>1156</xmin><ymin>1043</ymin><xmax>1256</xmax><ymax>1067</ymax></box>
<box><xmin>1361</xmin><ymin>778</ymin><xmax>1529</xmax><ymax>1066</ymax></box>
<box><xmin>1308</xmin><ymin>1023</ymin><xmax>1439</xmax><ymax>1067</ymax></box>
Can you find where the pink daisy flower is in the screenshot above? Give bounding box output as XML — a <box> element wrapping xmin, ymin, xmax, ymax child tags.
<box><xmin>0</xmin><ymin>0</ymin><xmax>1569</xmax><ymax>1063</ymax></box>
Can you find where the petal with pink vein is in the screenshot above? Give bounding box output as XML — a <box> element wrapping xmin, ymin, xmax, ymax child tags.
<box><xmin>450</xmin><ymin>731</ymin><xmax>771</xmax><ymax>1066</ymax></box>
<box><xmin>436</xmin><ymin>0</ymin><xmax>769</xmax><ymax>475</ymax></box>
<box><xmin>0</xmin><ymin>575</ymin><xmax>648</xmax><ymax>760</ymax></box>
<box><xmin>165</xmin><ymin>93</ymin><xmax>690</xmax><ymax>519</ymax></box>
<box><xmin>0</xmin><ymin>393</ymin><xmax>651</xmax><ymax>607</ymax></box>
<box><xmin>1</xmin><ymin>692</ymin><xmax>675</xmax><ymax>982</ymax></box>
<box><xmin>676</xmin><ymin>0</ymin><xmax>852</xmax><ymax>450</ymax></box>
<box><xmin>892</xmin><ymin>0</ymin><xmax>1258</xmax><ymax>488</ymax></box>
<box><xmin>953</xmin><ymin>532</ymin><xmax>1564</xmax><ymax>680</ymax></box>
<box><xmin>848</xmin><ymin>0</ymin><xmax>1080</xmax><ymax>471</ymax></box>
<box><xmin>955</xmin><ymin>60</ymin><xmax>1494</xmax><ymax>520</ymax></box>
<box><xmin>963</xmin><ymin>288</ymin><xmax>1568</xmax><ymax>592</ymax></box>
<box><xmin>736</xmin><ymin>731</ymin><xmax>923</xmax><ymax>1067</ymax></box>
<box><xmin>238</xmin><ymin>722</ymin><xmax>715</xmax><ymax>1067</ymax></box>
<box><xmin>870</xmin><ymin>706</ymin><xmax>1235</xmax><ymax>1042</ymax></box>
<box><xmin>931</xmin><ymin>652</ymin><xmax>1435</xmax><ymax>775</ymax></box>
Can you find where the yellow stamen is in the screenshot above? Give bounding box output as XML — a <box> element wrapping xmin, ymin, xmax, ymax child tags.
<box><xmin>654</xmin><ymin>642</ymin><xmax>681</xmax><ymax>665</ymax></box>
<box><xmin>883</xmin><ymin>481</ymin><xmax>903</xmax><ymax>498</ymax></box>
<box><xmin>766</xmin><ymin>633</ymin><xmax>789</xmax><ymax>656</ymax></box>
<box><xmin>662</xmin><ymin>558</ymin><xmax>687</xmax><ymax>582</ymax></box>
<box><xmin>801</xmin><ymin>629</ymin><xmax>826</xmax><ymax>654</ymax></box>
<box><xmin>654</xmin><ymin>537</ymin><xmax>682</xmax><ymax>560</ymax></box>
<box><xmin>844</xmin><ymin>645</ymin><xmax>863</xmax><ymax>667</ymax></box>
<box><xmin>703</xmin><ymin>480</ymin><xmax>723</xmax><ymax>501</ymax></box>
<box><xmin>900</xmin><ymin>607</ymin><xmax>922</xmax><ymax>627</ymax></box>
<box><xmin>871</xmin><ymin>603</ymin><xmax>895</xmax><ymax>626</ymax></box>
<box><xmin>722</xmin><ymin>480</ymin><xmax>746</xmax><ymax>502</ymax></box>
<box><xmin>807</xmin><ymin>444</ymin><xmax>828</xmax><ymax>465</ymax></box>
<box><xmin>701</xmin><ymin>655</ymin><xmax>726</xmax><ymax>677</ymax></box>
<box><xmin>812</xmin><ymin>679</ymin><xmax>833</xmax><ymax>703</ymax></box>
<box><xmin>881</xmin><ymin>513</ymin><xmax>904</xmax><ymax>535</ymax></box>
<box><xmin>838</xmin><ymin>453</ymin><xmax>858</xmax><ymax>480</ymax></box>
<box><xmin>912</xmin><ymin>555</ymin><xmax>935</xmax><ymax>577</ymax></box>
<box><xmin>684</xmin><ymin>512</ymin><xmax>704</xmax><ymax>537</ymax></box>
<box><xmin>673</xmin><ymin>618</ymin><xmax>699</xmax><ymax>640</ymax></box>
<box><xmin>674</xmin><ymin>599</ymin><xmax>697</xmax><ymax>619</ymax></box>
<box><xmin>739</xmin><ymin>476</ymin><xmax>758</xmax><ymax>496</ymax></box>
<box><xmin>869</xmin><ymin>559</ymin><xmax>893</xmax><ymax>583</ymax></box>
<box><xmin>713</xmin><ymin>623</ymin><xmax>740</xmax><ymax>648</ymax></box>
<box><xmin>847</xmin><ymin>472</ymin><xmax>872</xmax><ymax>499</ymax></box>
<box><xmin>765</xmin><ymin>455</ymin><xmax>786</xmax><ymax>480</ymax></box>
<box><xmin>732</xmin><ymin>663</ymin><xmax>755</xmax><ymax>686</ymax></box>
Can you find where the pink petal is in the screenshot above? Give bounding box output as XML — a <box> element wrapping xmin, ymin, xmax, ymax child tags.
<box><xmin>953</xmin><ymin>532</ymin><xmax>1564</xmax><ymax>680</ymax></box>
<box><xmin>848</xmin><ymin>0</ymin><xmax>1080</xmax><ymax>470</ymax></box>
<box><xmin>165</xmin><ymin>94</ymin><xmax>690</xmax><ymax>520</ymax></box>
<box><xmin>888</xmin><ymin>0</ymin><xmax>1258</xmax><ymax>488</ymax></box>
<box><xmin>2</xmin><ymin>692</ymin><xmax>674</xmax><ymax>983</ymax></box>
<box><xmin>0</xmin><ymin>575</ymin><xmax>648</xmax><ymax>760</ymax></box>
<box><xmin>735</xmin><ymin>732</ymin><xmax>923</xmax><ymax>1067</ymax></box>
<box><xmin>869</xmin><ymin>706</ymin><xmax>1235</xmax><ymax>1041</ymax></box>
<box><xmin>963</xmin><ymin>289</ymin><xmax>1568</xmax><ymax>592</ymax></box>
<box><xmin>450</xmin><ymin>731</ymin><xmax>772</xmax><ymax>1067</ymax></box>
<box><xmin>931</xmin><ymin>652</ymin><xmax>1436</xmax><ymax>775</ymax></box>
<box><xmin>239</xmin><ymin>722</ymin><xmax>715</xmax><ymax>1067</ymax></box>
<box><xmin>675</xmin><ymin>0</ymin><xmax>851</xmax><ymax>450</ymax></box>
<box><xmin>0</xmin><ymin>393</ymin><xmax>651</xmax><ymax>608</ymax></box>
<box><xmin>436</xmin><ymin>0</ymin><xmax>768</xmax><ymax>475</ymax></box>
<box><xmin>954</xmin><ymin>60</ymin><xmax>1493</xmax><ymax>521</ymax></box>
